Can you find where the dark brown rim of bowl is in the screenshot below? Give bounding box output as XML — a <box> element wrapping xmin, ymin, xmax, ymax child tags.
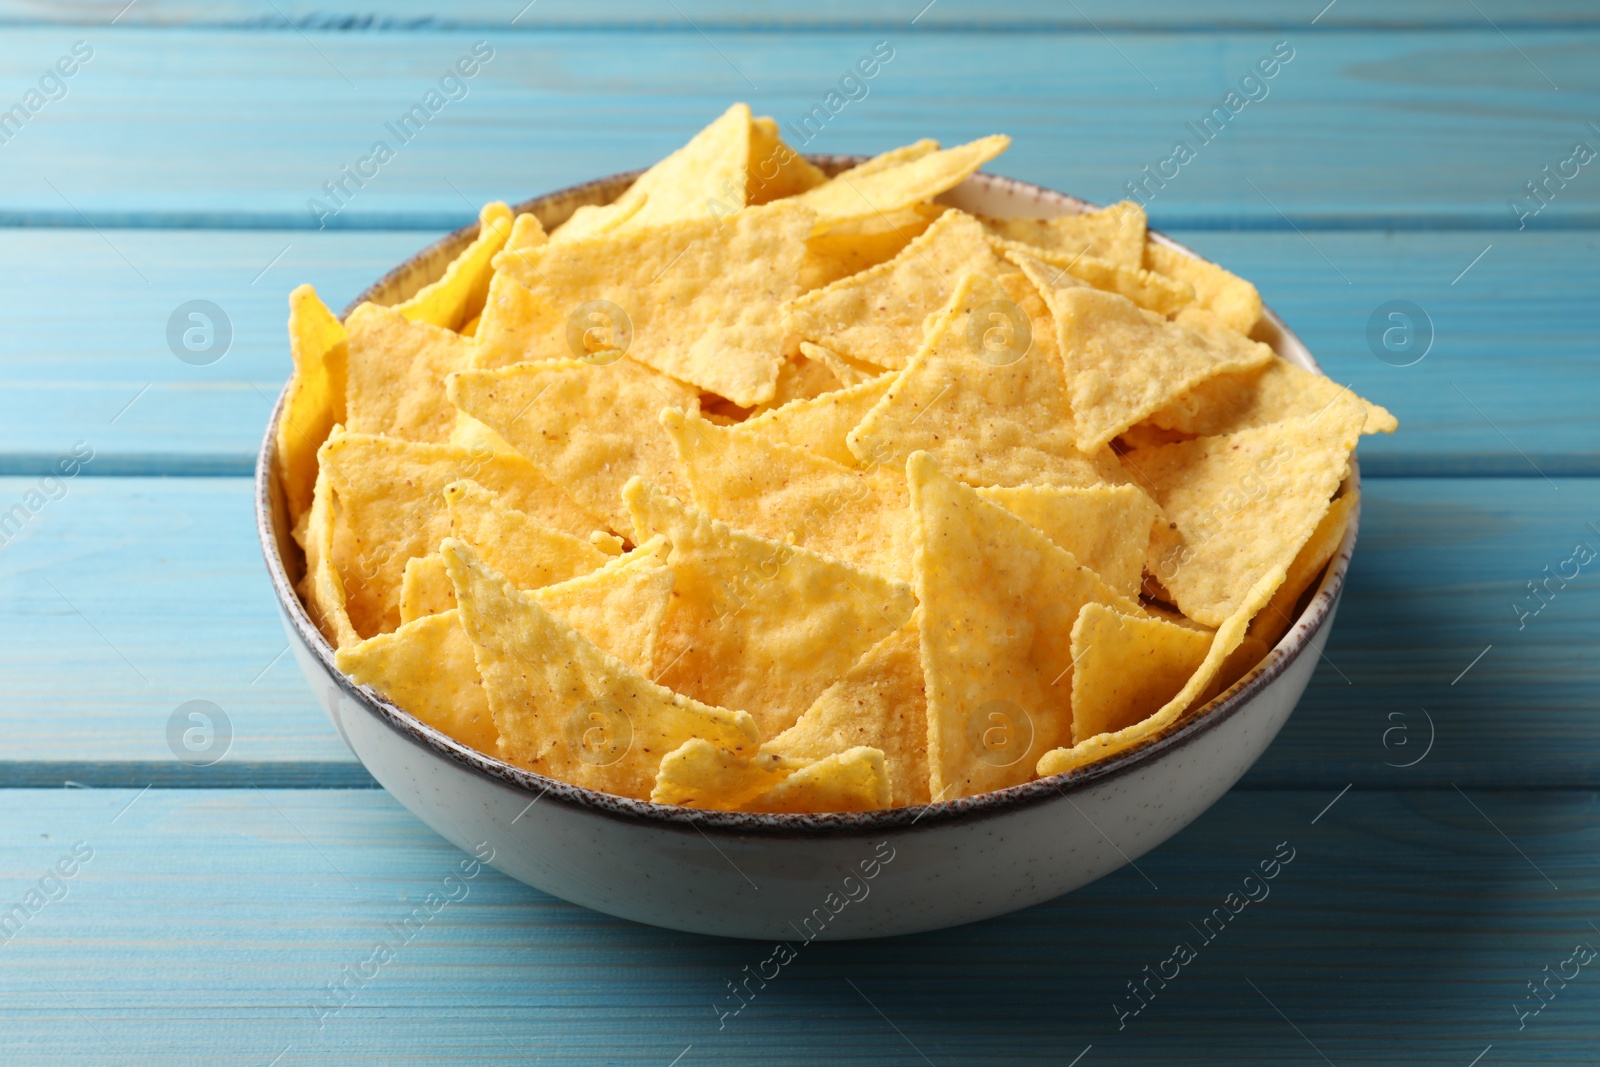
<box><xmin>255</xmin><ymin>160</ymin><xmax>1359</xmax><ymax>838</ymax></box>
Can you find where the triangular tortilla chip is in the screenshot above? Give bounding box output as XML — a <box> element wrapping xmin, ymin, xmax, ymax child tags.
<box><xmin>835</xmin><ymin>139</ymin><xmax>940</xmax><ymax>180</ymax></box>
<box><xmin>1249</xmin><ymin>490</ymin><xmax>1358</xmax><ymax>648</ymax></box>
<box><xmin>296</xmin><ymin>442</ymin><xmax>359</xmax><ymax>648</ymax></box>
<box><xmin>1126</xmin><ymin>408</ymin><xmax>1363</xmax><ymax>627</ymax></box>
<box><xmin>764</xmin><ymin>615</ymin><xmax>929</xmax><ymax>806</ymax></box>
<box><xmin>909</xmin><ymin>452</ymin><xmax>1146</xmax><ymax>799</ymax></box>
<box><xmin>792</xmin><ymin>134</ymin><xmax>1009</xmax><ymax>229</ymax></box>
<box><xmin>444</xmin><ymin>479</ymin><xmax>609</xmax><ymax>590</ymax></box>
<box><xmin>1150</xmin><ymin>349</ymin><xmax>1398</xmax><ymax>437</ymax></box>
<box><xmin>748</xmin><ymin>114</ymin><xmax>827</xmax><ymax>203</ymax></box>
<box><xmin>733</xmin><ymin>365</ymin><xmax>892</xmax><ymax>467</ymax></box>
<box><xmin>395</xmin><ymin>202</ymin><xmax>513</xmax><ymax>331</ymax></box>
<box><xmin>1068</xmin><ymin>603</ymin><xmax>1212</xmax><ymax>743</ymax></box>
<box><xmin>490</xmin><ymin>200</ymin><xmax>812</xmax><ymax>406</ymax></box>
<box><xmin>531</xmin><ymin>537</ymin><xmax>675</xmax><ymax>676</ymax></box>
<box><xmin>623</xmin><ymin>478</ymin><xmax>916</xmax><ymax>738</ymax></box>
<box><xmin>651</xmin><ymin>738</ymin><xmax>810</xmax><ymax>809</ymax></box>
<box><xmin>320</xmin><ymin>432</ymin><xmax>603</xmax><ymax>635</ymax></box>
<box><xmin>744</xmin><ymin>748</ymin><xmax>890</xmax><ymax>813</ymax></box>
<box><xmin>1143</xmin><ymin>241</ymin><xmax>1262</xmax><ymax>334</ymax></box>
<box><xmin>662</xmin><ymin>408</ymin><xmax>913</xmax><ymax>581</ymax></box>
<box><xmin>447</xmin><ymin>358</ymin><xmax>700</xmax><ymax>533</ymax></box>
<box><xmin>399</xmin><ymin>554</ymin><xmax>454</xmax><ymax>624</ymax></box>
<box><xmin>973</xmin><ymin>483</ymin><xmax>1161</xmax><ymax>599</ymax></box>
<box><xmin>1037</xmin><ymin>562</ymin><xmax>1287</xmax><ymax>776</ymax></box>
<box><xmin>804</xmin><ymin>203</ymin><xmax>946</xmax><ymax>279</ymax></box>
<box><xmin>344</xmin><ymin>302</ymin><xmax>474</xmax><ymax>443</ymax></box>
<box><xmin>1025</xmin><ymin>264</ymin><xmax>1276</xmax><ymax>453</ymax></box>
<box><xmin>276</xmin><ymin>285</ymin><xmax>348</xmax><ymax>523</ymax></box>
<box><xmin>336</xmin><ymin>609</ymin><xmax>496</xmax><ymax>752</ymax></box>
<box><xmin>625</xmin><ymin>101</ymin><xmax>754</xmax><ymax>230</ymax></box>
<box><xmin>1005</xmin><ymin>245</ymin><xmax>1193</xmax><ymax>316</ymax></box>
<box><xmin>847</xmin><ymin>271</ymin><xmax>1125</xmax><ymax>489</ymax></box>
<box><xmin>503</xmin><ymin>212</ymin><xmax>547</xmax><ymax>253</ymax></box>
<box><xmin>784</xmin><ymin>210</ymin><xmax>1014</xmax><ymax>370</ymax></box>
<box><xmin>798</xmin><ymin>341</ymin><xmax>886</xmax><ymax>389</ymax></box>
<box><xmin>441</xmin><ymin>539</ymin><xmax>758</xmax><ymax>799</ymax></box>
<box><xmin>979</xmin><ymin>199</ymin><xmax>1147</xmax><ymax>267</ymax></box>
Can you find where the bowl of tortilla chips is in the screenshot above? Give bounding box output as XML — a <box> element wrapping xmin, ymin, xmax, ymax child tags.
<box><xmin>256</xmin><ymin>104</ymin><xmax>1395</xmax><ymax>939</ymax></box>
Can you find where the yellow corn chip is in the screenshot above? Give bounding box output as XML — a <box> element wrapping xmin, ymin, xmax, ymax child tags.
<box><xmin>798</xmin><ymin>341</ymin><xmax>884</xmax><ymax>389</ymax></box>
<box><xmin>296</xmin><ymin>442</ymin><xmax>360</xmax><ymax>648</ymax></box>
<box><xmin>624</xmin><ymin>478</ymin><xmax>916</xmax><ymax>738</ymax></box>
<box><xmin>276</xmin><ymin>284</ymin><xmax>348</xmax><ymax>523</ymax></box>
<box><xmin>444</xmin><ymin>479</ymin><xmax>610</xmax><ymax>591</ymax></box>
<box><xmin>1027</xmin><ymin>268</ymin><xmax>1276</xmax><ymax>453</ymax></box>
<box><xmin>1117</xmin><ymin>422</ymin><xmax>1192</xmax><ymax>450</ymax></box>
<box><xmin>661</xmin><ymin>408</ymin><xmax>913</xmax><ymax>582</ymax></box>
<box><xmin>551</xmin><ymin>193</ymin><xmax>647</xmax><ymax>244</ymax></box>
<box><xmin>909</xmin><ymin>452</ymin><xmax>1146</xmax><ymax>799</ymax></box>
<box><xmin>1196</xmin><ymin>631</ymin><xmax>1272</xmax><ymax>708</ymax></box>
<box><xmin>459</xmin><ymin>314</ymin><xmax>481</xmax><ymax>338</ymax></box>
<box><xmin>804</xmin><ymin>203</ymin><xmax>946</xmax><ymax>278</ymax></box>
<box><xmin>1143</xmin><ymin>241</ymin><xmax>1262</xmax><ymax>334</ymax></box>
<box><xmin>530</xmin><ymin>536</ymin><xmax>676</xmax><ymax>676</ymax></box>
<box><xmin>395</xmin><ymin>202</ymin><xmax>513</xmax><ymax>331</ymax></box>
<box><xmin>490</xmin><ymin>200</ymin><xmax>812</xmax><ymax>406</ymax></box>
<box><xmin>756</xmin><ymin>348</ymin><xmax>842</xmax><ymax>413</ymax></box>
<box><xmin>847</xmin><ymin>271</ymin><xmax>1125</xmax><ymax>488</ymax></box>
<box><xmin>785</xmin><ymin>210</ymin><xmax>1015</xmax><ymax>370</ymax></box>
<box><xmin>980</xmin><ymin>199</ymin><xmax>1147</xmax><ymax>267</ymax></box>
<box><xmin>1006</xmin><ymin>245</ymin><xmax>1193</xmax><ymax>316</ymax></box>
<box><xmin>1249</xmin><ymin>490</ymin><xmax>1358</xmax><ymax>648</ymax></box>
<box><xmin>748</xmin><ymin>115</ymin><xmax>828</xmax><ymax>203</ymax></box>
<box><xmin>1037</xmin><ymin>562</ymin><xmax>1287</xmax><ymax>776</ymax></box>
<box><xmin>744</xmin><ymin>747</ymin><xmax>890</xmax><ymax>813</ymax></box>
<box><xmin>973</xmin><ymin>483</ymin><xmax>1161</xmax><ymax>599</ymax></box>
<box><xmin>441</xmin><ymin>538</ymin><xmax>758</xmax><ymax>799</ymax></box>
<box><xmin>336</xmin><ymin>609</ymin><xmax>496</xmax><ymax>752</ymax></box>
<box><xmin>503</xmin><ymin>212</ymin><xmax>547</xmax><ymax>253</ymax></box>
<box><xmin>399</xmin><ymin>554</ymin><xmax>454</xmax><ymax>624</ymax></box>
<box><xmin>447</xmin><ymin>358</ymin><xmax>700</xmax><ymax>533</ymax></box>
<box><xmin>344</xmin><ymin>302</ymin><xmax>473</xmax><ymax>443</ymax></box>
<box><xmin>619</xmin><ymin>101</ymin><xmax>754</xmax><ymax>231</ymax></box>
<box><xmin>1069</xmin><ymin>603</ymin><xmax>1212</xmax><ymax>743</ymax></box>
<box><xmin>793</xmin><ymin>134</ymin><xmax>1009</xmax><ymax>229</ymax></box>
<box><xmin>835</xmin><ymin>139</ymin><xmax>940</xmax><ymax>180</ymax></box>
<box><xmin>733</xmin><ymin>366</ymin><xmax>892</xmax><ymax>467</ymax></box>
<box><xmin>651</xmin><ymin>737</ymin><xmax>809</xmax><ymax>809</ymax></box>
<box><xmin>764</xmin><ymin>615</ymin><xmax>929</xmax><ymax>807</ymax></box>
<box><xmin>1150</xmin><ymin>348</ymin><xmax>1399</xmax><ymax>437</ymax></box>
<box><xmin>1127</xmin><ymin>408</ymin><xmax>1364</xmax><ymax>627</ymax></box>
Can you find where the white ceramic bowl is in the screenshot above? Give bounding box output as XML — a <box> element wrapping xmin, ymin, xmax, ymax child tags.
<box><xmin>255</xmin><ymin>161</ymin><xmax>1357</xmax><ymax>941</ymax></box>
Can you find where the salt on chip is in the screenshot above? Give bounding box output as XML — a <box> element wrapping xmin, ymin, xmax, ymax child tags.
<box><xmin>441</xmin><ymin>538</ymin><xmax>758</xmax><ymax>799</ymax></box>
<box><xmin>651</xmin><ymin>737</ymin><xmax>808</xmax><ymax>809</ymax></box>
<box><xmin>1150</xmin><ymin>347</ymin><xmax>1398</xmax><ymax>437</ymax></box>
<box><xmin>799</xmin><ymin>342</ymin><xmax>884</xmax><ymax>389</ymax></box>
<box><xmin>296</xmin><ymin>443</ymin><xmax>360</xmax><ymax>649</ymax></box>
<box><xmin>1068</xmin><ymin>603</ymin><xmax>1212</xmax><ymax>743</ymax></box>
<box><xmin>744</xmin><ymin>747</ymin><xmax>890</xmax><ymax>813</ymax></box>
<box><xmin>276</xmin><ymin>285</ymin><xmax>348</xmax><ymax>523</ymax></box>
<box><xmin>748</xmin><ymin>114</ymin><xmax>828</xmax><ymax>203</ymax></box>
<box><xmin>785</xmin><ymin>210</ymin><xmax>1015</xmax><ymax>371</ymax></box>
<box><xmin>1024</xmin><ymin>263</ymin><xmax>1276</xmax><ymax>453</ymax></box>
<box><xmin>395</xmin><ymin>201</ymin><xmax>513</xmax><ymax>331</ymax></box>
<box><xmin>1249</xmin><ymin>490</ymin><xmax>1358</xmax><ymax>648</ymax></box>
<box><xmin>765</xmin><ymin>616</ymin><xmax>929</xmax><ymax>806</ymax></box>
<box><xmin>399</xmin><ymin>554</ymin><xmax>455</xmax><ymax>624</ymax></box>
<box><xmin>847</xmin><ymin>271</ymin><xmax>1125</xmax><ymax>489</ymax></box>
<box><xmin>1143</xmin><ymin>241</ymin><xmax>1262</xmax><ymax>335</ymax></box>
<box><xmin>448</xmin><ymin>358</ymin><xmax>700</xmax><ymax>533</ymax></box>
<box><xmin>344</xmin><ymin>301</ymin><xmax>474</xmax><ymax>443</ymax></box>
<box><xmin>336</xmin><ymin>609</ymin><xmax>497</xmax><ymax>752</ymax></box>
<box><xmin>1004</xmin><ymin>245</ymin><xmax>1193</xmax><ymax>316</ymax></box>
<box><xmin>624</xmin><ymin>478</ymin><xmax>916</xmax><ymax>739</ymax></box>
<box><xmin>444</xmin><ymin>479</ymin><xmax>610</xmax><ymax>591</ymax></box>
<box><xmin>908</xmin><ymin>452</ymin><xmax>1145</xmax><ymax>800</ymax></box>
<box><xmin>973</xmin><ymin>483</ymin><xmax>1161</xmax><ymax>599</ymax></box>
<box><xmin>491</xmin><ymin>200</ymin><xmax>812</xmax><ymax>406</ymax></box>
<box><xmin>733</xmin><ymin>365</ymin><xmax>892</xmax><ymax>467</ymax></box>
<box><xmin>661</xmin><ymin>408</ymin><xmax>913</xmax><ymax>582</ymax></box>
<box><xmin>1037</xmin><ymin>562</ymin><xmax>1287</xmax><ymax>776</ymax></box>
<box><xmin>1127</xmin><ymin>407</ymin><xmax>1363</xmax><ymax>627</ymax></box>
<box><xmin>793</xmin><ymin>134</ymin><xmax>1009</xmax><ymax>229</ymax></box>
<box><xmin>980</xmin><ymin>199</ymin><xmax>1146</xmax><ymax>268</ymax></box>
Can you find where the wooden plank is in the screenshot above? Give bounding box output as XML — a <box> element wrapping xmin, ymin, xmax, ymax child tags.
<box><xmin>0</xmin><ymin>228</ymin><xmax>1595</xmax><ymax>476</ymax></box>
<box><xmin>0</xmin><ymin>28</ymin><xmax>1595</xmax><ymax>229</ymax></box>
<box><xmin>0</xmin><ymin>476</ymin><xmax>1596</xmax><ymax>789</ymax></box>
<box><xmin>0</xmin><ymin>786</ymin><xmax>1595</xmax><ymax>1063</ymax></box>
<box><xmin>3</xmin><ymin>0</ymin><xmax>1598</xmax><ymax>31</ymax></box>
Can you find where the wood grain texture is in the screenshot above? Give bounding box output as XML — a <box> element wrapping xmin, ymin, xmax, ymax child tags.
<box><xmin>0</xmin><ymin>229</ymin><xmax>1593</xmax><ymax>476</ymax></box>
<box><xmin>0</xmin><ymin>476</ymin><xmax>1594</xmax><ymax>789</ymax></box>
<box><xmin>1</xmin><ymin>787</ymin><xmax>1595</xmax><ymax>1065</ymax></box>
<box><xmin>0</xmin><ymin>28</ymin><xmax>1594</xmax><ymax>229</ymax></box>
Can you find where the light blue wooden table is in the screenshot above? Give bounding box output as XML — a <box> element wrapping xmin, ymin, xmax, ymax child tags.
<box><xmin>2</xmin><ymin>4</ymin><xmax>1597</xmax><ymax>1063</ymax></box>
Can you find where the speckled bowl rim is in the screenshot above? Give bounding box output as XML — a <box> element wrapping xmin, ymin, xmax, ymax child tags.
<box><xmin>255</xmin><ymin>158</ymin><xmax>1359</xmax><ymax>838</ymax></box>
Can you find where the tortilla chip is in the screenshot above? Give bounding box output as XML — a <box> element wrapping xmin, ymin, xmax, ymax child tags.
<box><xmin>1037</xmin><ymin>562</ymin><xmax>1287</xmax><ymax>776</ymax></box>
<box><xmin>458</xmin><ymin>314</ymin><xmax>481</xmax><ymax>338</ymax></box>
<box><xmin>785</xmin><ymin>210</ymin><xmax>1015</xmax><ymax>370</ymax></box>
<box><xmin>835</xmin><ymin>139</ymin><xmax>940</xmax><ymax>180</ymax></box>
<box><xmin>973</xmin><ymin>483</ymin><xmax>1161</xmax><ymax>599</ymax></box>
<box><xmin>441</xmin><ymin>538</ymin><xmax>758</xmax><ymax>799</ymax></box>
<box><xmin>444</xmin><ymin>479</ymin><xmax>610</xmax><ymax>591</ymax></box>
<box><xmin>531</xmin><ymin>537</ymin><xmax>675</xmax><ymax>676</ymax></box>
<box><xmin>399</xmin><ymin>554</ymin><xmax>455</xmax><ymax>624</ymax></box>
<box><xmin>804</xmin><ymin>203</ymin><xmax>946</xmax><ymax>278</ymax></box>
<box><xmin>979</xmin><ymin>199</ymin><xmax>1146</xmax><ymax>267</ymax></box>
<box><xmin>503</xmin><ymin>212</ymin><xmax>547</xmax><ymax>253</ymax></box>
<box><xmin>1143</xmin><ymin>241</ymin><xmax>1262</xmax><ymax>334</ymax></box>
<box><xmin>733</xmin><ymin>366</ymin><xmax>892</xmax><ymax>467</ymax></box>
<box><xmin>395</xmin><ymin>202</ymin><xmax>513</xmax><ymax>331</ymax></box>
<box><xmin>490</xmin><ymin>200</ymin><xmax>812</xmax><ymax>406</ymax></box>
<box><xmin>847</xmin><ymin>271</ymin><xmax>1125</xmax><ymax>489</ymax></box>
<box><xmin>744</xmin><ymin>747</ymin><xmax>890</xmax><ymax>813</ymax></box>
<box><xmin>748</xmin><ymin>115</ymin><xmax>827</xmax><ymax>203</ymax></box>
<box><xmin>755</xmin><ymin>348</ymin><xmax>842</xmax><ymax>413</ymax></box>
<box><xmin>1069</xmin><ymin>603</ymin><xmax>1212</xmax><ymax>743</ymax></box>
<box><xmin>651</xmin><ymin>737</ymin><xmax>808</xmax><ymax>809</ymax></box>
<box><xmin>336</xmin><ymin>609</ymin><xmax>496</xmax><ymax>752</ymax></box>
<box><xmin>793</xmin><ymin>134</ymin><xmax>1009</xmax><ymax>229</ymax></box>
<box><xmin>764</xmin><ymin>615</ymin><xmax>929</xmax><ymax>806</ymax></box>
<box><xmin>909</xmin><ymin>452</ymin><xmax>1145</xmax><ymax>799</ymax></box>
<box><xmin>344</xmin><ymin>302</ymin><xmax>474</xmax><ymax>443</ymax></box>
<box><xmin>799</xmin><ymin>341</ymin><xmax>885</xmax><ymax>389</ymax></box>
<box><xmin>551</xmin><ymin>192</ymin><xmax>647</xmax><ymax>244</ymax></box>
<box><xmin>1151</xmin><ymin>349</ymin><xmax>1399</xmax><ymax>437</ymax></box>
<box><xmin>296</xmin><ymin>443</ymin><xmax>360</xmax><ymax>648</ymax></box>
<box><xmin>662</xmin><ymin>407</ymin><xmax>913</xmax><ymax>582</ymax></box>
<box><xmin>620</xmin><ymin>101</ymin><xmax>754</xmax><ymax>231</ymax></box>
<box><xmin>1117</xmin><ymin>422</ymin><xmax>1192</xmax><ymax>450</ymax></box>
<box><xmin>1196</xmin><ymin>632</ymin><xmax>1272</xmax><ymax>708</ymax></box>
<box><xmin>1005</xmin><ymin>245</ymin><xmax>1193</xmax><ymax>316</ymax></box>
<box><xmin>1127</xmin><ymin>408</ymin><xmax>1364</xmax><ymax>627</ymax></box>
<box><xmin>448</xmin><ymin>358</ymin><xmax>700</xmax><ymax>534</ymax></box>
<box><xmin>1025</xmin><ymin>267</ymin><xmax>1276</xmax><ymax>453</ymax></box>
<box><xmin>623</xmin><ymin>478</ymin><xmax>916</xmax><ymax>738</ymax></box>
<box><xmin>1249</xmin><ymin>490</ymin><xmax>1358</xmax><ymax>648</ymax></box>
<box><xmin>276</xmin><ymin>285</ymin><xmax>348</xmax><ymax>523</ymax></box>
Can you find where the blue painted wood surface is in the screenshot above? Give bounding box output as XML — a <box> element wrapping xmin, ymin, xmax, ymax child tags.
<box><xmin>0</xmin><ymin>5</ymin><xmax>1596</xmax><ymax>1064</ymax></box>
